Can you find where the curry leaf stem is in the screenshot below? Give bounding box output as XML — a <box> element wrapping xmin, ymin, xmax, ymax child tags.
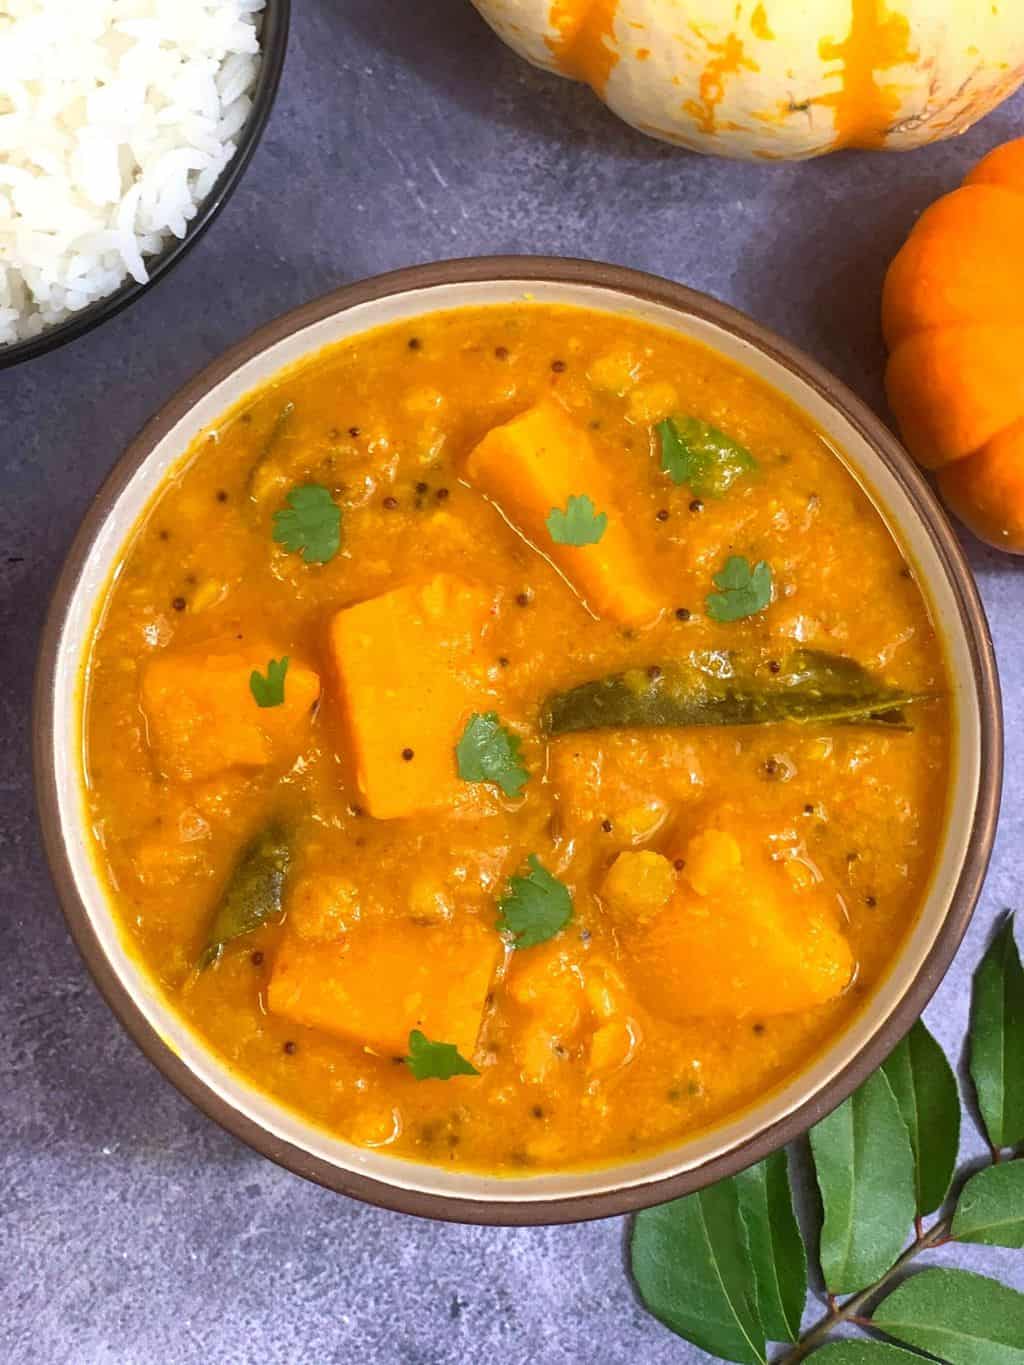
<box><xmin>777</xmin><ymin>1215</ymin><xmax>951</xmax><ymax>1362</ymax></box>
<box><xmin>780</xmin><ymin>1145</ymin><xmax>1023</xmax><ymax>1362</ymax></box>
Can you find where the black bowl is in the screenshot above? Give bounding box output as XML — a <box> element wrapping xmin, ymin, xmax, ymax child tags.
<box><xmin>0</xmin><ymin>0</ymin><xmax>290</xmax><ymax>370</ymax></box>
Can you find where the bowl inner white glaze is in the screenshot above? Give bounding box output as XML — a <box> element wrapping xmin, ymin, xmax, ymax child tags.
<box><xmin>49</xmin><ymin>275</ymin><xmax>982</xmax><ymax>1212</ymax></box>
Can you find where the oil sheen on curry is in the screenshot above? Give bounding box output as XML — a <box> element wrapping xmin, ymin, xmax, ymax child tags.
<box><xmin>83</xmin><ymin>304</ymin><xmax>950</xmax><ymax>1174</ymax></box>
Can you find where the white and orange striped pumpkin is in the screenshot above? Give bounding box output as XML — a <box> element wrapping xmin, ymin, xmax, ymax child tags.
<box><xmin>471</xmin><ymin>0</ymin><xmax>1024</xmax><ymax>160</ymax></box>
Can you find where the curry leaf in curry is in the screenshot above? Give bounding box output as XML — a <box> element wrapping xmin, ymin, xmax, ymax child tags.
<box><xmin>542</xmin><ymin>649</ymin><xmax>926</xmax><ymax>735</ymax></box>
<box><xmin>196</xmin><ymin>825</ymin><xmax>290</xmax><ymax>972</ymax></box>
<box><xmin>657</xmin><ymin>416</ymin><xmax>757</xmax><ymax>498</ymax></box>
<box><xmin>497</xmin><ymin>854</ymin><xmax>573</xmax><ymax>949</ymax></box>
<box><xmin>705</xmin><ymin>555</ymin><xmax>773</xmax><ymax>623</ymax></box>
<box><xmin>272</xmin><ymin>483</ymin><xmax>341</xmax><ymax>564</ymax></box>
<box><xmin>545</xmin><ymin>493</ymin><xmax>608</xmax><ymax>546</ymax></box>
<box><xmin>249</xmin><ymin>656</ymin><xmax>289</xmax><ymax>708</ymax></box>
<box><xmin>405</xmin><ymin>1029</ymin><xmax>479</xmax><ymax>1081</ymax></box>
<box><xmin>246</xmin><ymin>400</ymin><xmax>296</xmax><ymax>499</ymax></box>
<box><xmin>456</xmin><ymin>712</ymin><xmax>529</xmax><ymax>798</ymax></box>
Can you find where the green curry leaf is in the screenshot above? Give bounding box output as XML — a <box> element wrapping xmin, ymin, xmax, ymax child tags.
<box><xmin>545</xmin><ymin>493</ymin><xmax>608</xmax><ymax>546</ymax></box>
<box><xmin>657</xmin><ymin>416</ymin><xmax>757</xmax><ymax>498</ymax></box>
<box><xmin>706</xmin><ymin>556</ymin><xmax>773</xmax><ymax>623</ymax></box>
<box><xmin>809</xmin><ymin>1068</ymin><xmax>916</xmax><ymax>1294</ymax></box>
<box><xmin>735</xmin><ymin>1150</ymin><xmax>807</xmax><ymax>1344</ymax></box>
<box><xmin>541</xmin><ymin>649</ymin><xmax>924</xmax><ymax>735</ymax></box>
<box><xmin>197</xmin><ymin>825</ymin><xmax>290</xmax><ymax>971</ymax></box>
<box><xmin>249</xmin><ymin>656</ymin><xmax>289</xmax><ymax>709</ymax></box>
<box><xmin>808</xmin><ymin>1346</ymin><xmax>934</xmax><ymax>1364</ymax></box>
<box><xmin>496</xmin><ymin>854</ymin><xmax>572</xmax><ymax>949</ymax></box>
<box><xmin>404</xmin><ymin>1029</ymin><xmax>479</xmax><ymax>1081</ymax></box>
<box><xmin>951</xmin><ymin>1162</ymin><xmax>1024</xmax><ymax>1247</ymax></box>
<box><xmin>272</xmin><ymin>483</ymin><xmax>341</xmax><ymax>564</ymax></box>
<box><xmin>456</xmin><ymin>712</ymin><xmax>529</xmax><ymax>798</ymax></box>
<box><xmin>881</xmin><ymin>1019</ymin><xmax>961</xmax><ymax>1215</ymax></box>
<box><xmin>872</xmin><ymin>1268</ymin><xmax>1024</xmax><ymax>1364</ymax></box>
<box><xmin>631</xmin><ymin>1181</ymin><xmax>767</xmax><ymax>1364</ymax></box>
<box><xmin>969</xmin><ymin>914</ymin><xmax>1024</xmax><ymax>1151</ymax></box>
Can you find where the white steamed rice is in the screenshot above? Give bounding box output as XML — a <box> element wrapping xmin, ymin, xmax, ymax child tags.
<box><xmin>0</xmin><ymin>0</ymin><xmax>264</xmax><ymax>346</ymax></box>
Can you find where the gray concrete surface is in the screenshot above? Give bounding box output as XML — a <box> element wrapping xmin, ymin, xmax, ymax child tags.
<box><xmin>2</xmin><ymin>4</ymin><xmax>1023</xmax><ymax>1362</ymax></box>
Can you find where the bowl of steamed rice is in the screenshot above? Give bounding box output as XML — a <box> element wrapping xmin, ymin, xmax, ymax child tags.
<box><xmin>0</xmin><ymin>0</ymin><xmax>289</xmax><ymax>367</ymax></box>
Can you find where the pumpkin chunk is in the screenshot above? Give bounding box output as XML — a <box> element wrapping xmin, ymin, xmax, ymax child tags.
<box><xmin>629</xmin><ymin>829</ymin><xmax>853</xmax><ymax>1019</ymax></box>
<box><xmin>268</xmin><ymin>915</ymin><xmax>500</xmax><ymax>1058</ymax></box>
<box><xmin>505</xmin><ymin>944</ymin><xmax>638</xmax><ymax>1081</ymax></box>
<box><xmin>506</xmin><ymin>940</ymin><xmax>584</xmax><ymax>1033</ymax></box>
<box><xmin>140</xmin><ymin>642</ymin><xmax>320</xmax><ymax>782</ymax></box>
<box><xmin>329</xmin><ymin>574</ymin><xmax>493</xmax><ymax>819</ymax></box>
<box><xmin>465</xmin><ymin>400</ymin><xmax>661</xmax><ymax>624</ymax></box>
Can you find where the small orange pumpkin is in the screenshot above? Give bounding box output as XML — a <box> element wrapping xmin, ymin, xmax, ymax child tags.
<box><xmin>883</xmin><ymin>138</ymin><xmax>1024</xmax><ymax>552</ymax></box>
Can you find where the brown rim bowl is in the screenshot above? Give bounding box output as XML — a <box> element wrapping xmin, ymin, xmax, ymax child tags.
<box><xmin>34</xmin><ymin>257</ymin><xmax>1003</xmax><ymax>1225</ymax></box>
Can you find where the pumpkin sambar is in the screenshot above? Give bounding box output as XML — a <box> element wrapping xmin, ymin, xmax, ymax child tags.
<box><xmin>82</xmin><ymin>304</ymin><xmax>950</xmax><ymax>1173</ymax></box>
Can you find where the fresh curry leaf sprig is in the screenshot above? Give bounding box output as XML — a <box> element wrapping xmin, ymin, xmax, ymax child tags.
<box><xmin>456</xmin><ymin>711</ymin><xmax>529</xmax><ymax>797</ymax></box>
<box><xmin>546</xmin><ymin>493</ymin><xmax>608</xmax><ymax>546</ymax></box>
<box><xmin>273</xmin><ymin>483</ymin><xmax>342</xmax><ymax>564</ymax></box>
<box><xmin>249</xmin><ymin>656</ymin><xmax>289</xmax><ymax>708</ymax></box>
<box><xmin>404</xmin><ymin>1029</ymin><xmax>479</xmax><ymax>1081</ymax></box>
<box><xmin>496</xmin><ymin>854</ymin><xmax>573</xmax><ymax>949</ymax></box>
<box><xmin>630</xmin><ymin>913</ymin><xmax>1024</xmax><ymax>1364</ymax></box>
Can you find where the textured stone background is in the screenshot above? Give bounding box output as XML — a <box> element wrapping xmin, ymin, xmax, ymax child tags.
<box><xmin>2</xmin><ymin>4</ymin><xmax>1023</xmax><ymax>1362</ymax></box>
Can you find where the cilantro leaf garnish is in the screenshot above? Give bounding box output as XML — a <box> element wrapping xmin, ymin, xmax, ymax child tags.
<box><xmin>456</xmin><ymin>712</ymin><xmax>529</xmax><ymax>798</ymax></box>
<box><xmin>705</xmin><ymin>555</ymin><xmax>773</xmax><ymax>622</ymax></box>
<box><xmin>249</xmin><ymin>656</ymin><xmax>289</xmax><ymax>708</ymax></box>
<box><xmin>657</xmin><ymin>416</ymin><xmax>757</xmax><ymax>498</ymax></box>
<box><xmin>496</xmin><ymin>854</ymin><xmax>573</xmax><ymax>949</ymax></box>
<box><xmin>272</xmin><ymin>483</ymin><xmax>341</xmax><ymax>564</ymax></box>
<box><xmin>405</xmin><ymin>1029</ymin><xmax>479</xmax><ymax>1081</ymax></box>
<box><xmin>546</xmin><ymin>494</ymin><xmax>608</xmax><ymax>546</ymax></box>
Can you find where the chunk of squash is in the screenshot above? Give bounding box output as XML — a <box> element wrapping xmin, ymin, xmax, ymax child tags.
<box><xmin>268</xmin><ymin>914</ymin><xmax>500</xmax><ymax>1058</ymax></box>
<box><xmin>140</xmin><ymin>642</ymin><xmax>320</xmax><ymax>782</ymax></box>
<box><xmin>630</xmin><ymin>830</ymin><xmax>853</xmax><ymax>1020</ymax></box>
<box><xmin>505</xmin><ymin>945</ymin><xmax>639</xmax><ymax>1081</ymax></box>
<box><xmin>506</xmin><ymin>940</ymin><xmax>584</xmax><ymax>1033</ymax></box>
<box><xmin>329</xmin><ymin>574</ymin><xmax>493</xmax><ymax>819</ymax></box>
<box><xmin>466</xmin><ymin>400</ymin><xmax>662</xmax><ymax>624</ymax></box>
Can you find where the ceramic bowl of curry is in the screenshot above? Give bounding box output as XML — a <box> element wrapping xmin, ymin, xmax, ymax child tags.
<box><xmin>35</xmin><ymin>258</ymin><xmax>1001</xmax><ymax>1224</ymax></box>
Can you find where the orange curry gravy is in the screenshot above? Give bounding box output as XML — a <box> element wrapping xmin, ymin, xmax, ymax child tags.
<box><xmin>82</xmin><ymin>304</ymin><xmax>950</xmax><ymax>1173</ymax></box>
